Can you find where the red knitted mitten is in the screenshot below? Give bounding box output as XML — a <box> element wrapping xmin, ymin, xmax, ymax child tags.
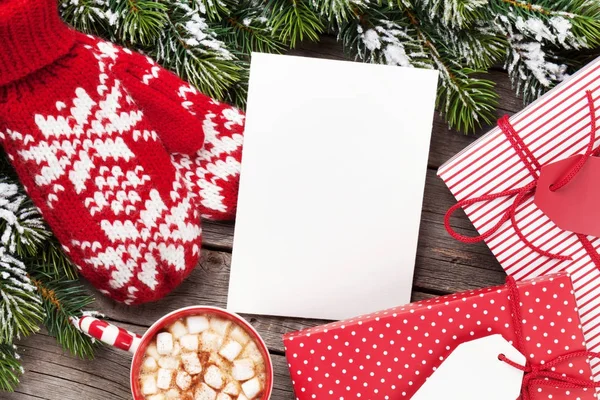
<box><xmin>0</xmin><ymin>0</ymin><xmax>213</xmax><ymax>304</ymax></box>
<box><xmin>110</xmin><ymin>48</ymin><xmax>244</xmax><ymax>220</ymax></box>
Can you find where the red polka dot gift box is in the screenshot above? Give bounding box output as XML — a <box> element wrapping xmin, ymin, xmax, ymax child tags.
<box><xmin>283</xmin><ymin>273</ymin><xmax>597</xmax><ymax>400</ymax></box>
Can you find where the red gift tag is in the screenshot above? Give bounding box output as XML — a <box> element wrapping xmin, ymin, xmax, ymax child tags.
<box><xmin>535</xmin><ymin>154</ymin><xmax>600</xmax><ymax>237</ymax></box>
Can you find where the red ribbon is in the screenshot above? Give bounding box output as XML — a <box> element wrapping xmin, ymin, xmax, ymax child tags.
<box><xmin>445</xmin><ymin>91</ymin><xmax>600</xmax><ymax>268</ymax></box>
<box><xmin>501</xmin><ymin>276</ymin><xmax>600</xmax><ymax>400</ymax></box>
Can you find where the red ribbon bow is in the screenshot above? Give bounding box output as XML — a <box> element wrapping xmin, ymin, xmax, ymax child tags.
<box><xmin>501</xmin><ymin>276</ymin><xmax>600</xmax><ymax>400</ymax></box>
<box><xmin>444</xmin><ymin>91</ymin><xmax>600</xmax><ymax>268</ymax></box>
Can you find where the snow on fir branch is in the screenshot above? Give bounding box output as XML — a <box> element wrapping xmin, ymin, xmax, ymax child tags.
<box><xmin>313</xmin><ymin>0</ymin><xmax>372</xmax><ymax>24</ymax></box>
<box><xmin>421</xmin><ymin>0</ymin><xmax>489</xmax><ymax>28</ymax></box>
<box><xmin>0</xmin><ymin>344</ymin><xmax>22</xmax><ymax>392</ymax></box>
<box><xmin>350</xmin><ymin>17</ymin><xmax>431</xmax><ymax>68</ymax></box>
<box><xmin>0</xmin><ymin>180</ymin><xmax>47</xmax><ymax>256</ymax></box>
<box><xmin>490</xmin><ymin>0</ymin><xmax>600</xmax><ymax>103</ymax></box>
<box><xmin>0</xmin><ymin>247</ymin><xmax>44</xmax><ymax>343</ymax></box>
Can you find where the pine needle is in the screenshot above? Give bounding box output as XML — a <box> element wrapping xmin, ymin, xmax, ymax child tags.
<box><xmin>269</xmin><ymin>0</ymin><xmax>325</xmax><ymax>48</ymax></box>
<box><xmin>0</xmin><ymin>345</ymin><xmax>22</xmax><ymax>392</ymax></box>
<box><xmin>32</xmin><ymin>274</ymin><xmax>99</xmax><ymax>359</ymax></box>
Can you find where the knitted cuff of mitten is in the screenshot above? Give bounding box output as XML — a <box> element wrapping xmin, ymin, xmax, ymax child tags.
<box><xmin>0</xmin><ymin>0</ymin><xmax>76</xmax><ymax>86</ymax></box>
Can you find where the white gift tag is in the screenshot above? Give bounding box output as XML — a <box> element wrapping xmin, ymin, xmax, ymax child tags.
<box><xmin>411</xmin><ymin>334</ymin><xmax>525</xmax><ymax>400</ymax></box>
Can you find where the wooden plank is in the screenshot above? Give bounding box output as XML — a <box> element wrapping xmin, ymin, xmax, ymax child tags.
<box><xmin>202</xmin><ymin>220</ymin><xmax>235</xmax><ymax>250</ymax></box>
<box><xmin>202</xmin><ymin>220</ymin><xmax>234</xmax><ymax>250</ymax></box>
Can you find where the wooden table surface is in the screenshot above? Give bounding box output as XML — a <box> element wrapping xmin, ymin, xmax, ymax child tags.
<box><xmin>6</xmin><ymin>37</ymin><xmax>523</xmax><ymax>400</ymax></box>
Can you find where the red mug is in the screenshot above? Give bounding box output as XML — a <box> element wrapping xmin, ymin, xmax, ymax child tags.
<box><xmin>72</xmin><ymin>306</ymin><xmax>274</xmax><ymax>399</ymax></box>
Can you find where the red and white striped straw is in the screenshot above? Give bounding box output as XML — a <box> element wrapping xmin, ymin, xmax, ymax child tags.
<box><xmin>71</xmin><ymin>315</ymin><xmax>142</xmax><ymax>354</ymax></box>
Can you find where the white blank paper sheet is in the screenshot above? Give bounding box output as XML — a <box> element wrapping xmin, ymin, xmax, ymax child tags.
<box><xmin>227</xmin><ymin>53</ymin><xmax>439</xmax><ymax>320</ymax></box>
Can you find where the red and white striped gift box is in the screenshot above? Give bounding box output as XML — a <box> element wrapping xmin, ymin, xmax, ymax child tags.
<box><xmin>438</xmin><ymin>57</ymin><xmax>600</xmax><ymax>377</ymax></box>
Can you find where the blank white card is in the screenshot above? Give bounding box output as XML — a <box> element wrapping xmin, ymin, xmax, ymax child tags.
<box><xmin>227</xmin><ymin>53</ymin><xmax>439</xmax><ymax>320</ymax></box>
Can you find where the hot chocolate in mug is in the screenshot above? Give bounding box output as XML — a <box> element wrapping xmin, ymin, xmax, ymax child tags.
<box><xmin>72</xmin><ymin>306</ymin><xmax>274</xmax><ymax>399</ymax></box>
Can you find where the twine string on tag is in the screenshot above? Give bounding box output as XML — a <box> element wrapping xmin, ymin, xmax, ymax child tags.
<box><xmin>444</xmin><ymin>91</ymin><xmax>600</xmax><ymax>269</ymax></box>
<box><xmin>500</xmin><ymin>276</ymin><xmax>600</xmax><ymax>400</ymax></box>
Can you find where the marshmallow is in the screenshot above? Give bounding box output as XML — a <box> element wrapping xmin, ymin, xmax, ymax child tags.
<box><xmin>157</xmin><ymin>332</ymin><xmax>174</xmax><ymax>355</ymax></box>
<box><xmin>180</xmin><ymin>334</ymin><xmax>199</xmax><ymax>352</ymax></box>
<box><xmin>165</xmin><ymin>389</ymin><xmax>180</xmax><ymax>400</ymax></box>
<box><xmin>171</xmin><ymin>342</ymin><xmax>181</xmax><ymax>357</ymax></box>
<box><xmin>201</xmin><ymin>331</ymin><xmax>224</xmax><ymax>352</ymax></box>
<box><xmin>223</xmin><ymin>381</ymin><xmax>241</xmax><ymax>396</ymax></box>
<box><xmin>229</xmin><ymin>326</ymin><xmax>251</xmax><ymax>346</ymax></box>
<box><xmin>237</xmin><ymin>394</ymin><xmax>249</xmax><ymax>400</ymax></box>
<box><xmin>217</xmin><ymin>394</ymin><xmax>232</xmax><ymax>400</ymax></box>
<box><xmin>181</xmin><ymin>352</ymin><xmax>203</xmax><ymax>375</ymax></box>
<box><xmin>210</xmin><ymin>317</ymin><xmax>232</xmax><ymax>335</ymax></box>
<box><xmin>241</xmin><ymin>342</ymin><xmax>263</xmax><ymax>365</ymax></box>
<box><xmin>195</xmin><ymin>383</ymin><xmax>217</xmax><ymax>400</ymax></box>
<box><xmin>142</xmin><ymin>356</ymin><xmax>158</xmax><ymax>372</ymax></box>
<box><xmin>241</xmin><ymin>377</ymin><xmax>262</xmax><ymax>399</ymax></box>
<box><xmin>232</xmin><ymin>358</ymin><xmax>255</xmax><ymax>381</ymax></box>
<box><xmin>145</xmin><ymin>343</ymin><xmax>161</xmax><ymax>360</ymax></box>
<box><xmin>176</xmin><ymin>370</ymin><xmax>192</xmax><ymax>390</ymax></box>
<box><xmin>140</xmin><ymin>374</ymin><xmax>158</xmax><ymax>395</ymax></box>
<box><xmin>157</xmin><ymin>368</ymin><xmax>174</xmax><ymax>389</ymax></box>
<box><xmin>209</xmin><ymin>352</ymin><xmax>229</xmax><ymax>370</ymax></box>
<box><xmin>219</xmin><ymin>340</ymin><xmax>243</xmax><ymax>362</ymax></box>
<box><xmin>158</xmin><ymin>356</ymin><xmax>180</xmax><ymax>370</ymax></box>
<box><xmin>187</xmin><ymin>315</ymin><xmax>210</xmax><ymax>334</ymax></box>
<box><xmin>169</xmin><ymin>320</ymin><xmax>189</xmax><ymax>339</ymax></box>
<box><xmin>148</xmin><ymin>394</ymin><xmax>166</xmax><ymax>400</ymax></box>
<box><xmin>204</xmin><ymin>365</ymin><xmax>225</xmax><ymax>389</ymax></box>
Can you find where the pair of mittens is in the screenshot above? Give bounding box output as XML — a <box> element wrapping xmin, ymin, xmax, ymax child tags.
<box><xmin>0</xmin><ymin>0</ymin><xmax>242</xmax><ymax>304</ymax></box>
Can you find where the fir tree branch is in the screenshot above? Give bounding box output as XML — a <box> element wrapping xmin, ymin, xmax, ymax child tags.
<box><xmin>490</xmin><ymin>3</ymin><xmax>586</xmax><ymax>104</ymax></box>
<box><xmin>113</xmin><ymin>0</ymin><xmax>169</xmax><ymax>46</ymax></box>
<box><xmin>504</xmin><ymin>37</ymin><xmax>569</xmax><ymax>104</ymax></box>
<box><xmin>492</xmin><ymin>0</ymin><xmax>600</xmax><ymax>48</ymax></box>
<box><xmin>30</xmin><ymin>240</ymin><xmax>78</xmax><ymax>281</ymax></box>
<box><xmin>443</xmin><ymin>25</ymin><xmax>508</xmax><ymax>70</ymax></box>
<box><xmin>269</xmin><ymin>0</ymin><xmax>325</xmax><ymax>47</ymax></box>
<box><xmin>341</xmin><ymin>7</ymin><xmax>434</xmax><ymax>67</ymax></box>
<box><xmin>419</xmin><ymin>0</ymin><xmax>488</xmax><ymax>28</ymax></box>
<box><xmin>219</xmin><ymin>5</ymin><xmax>286</xmax><ymax>55</ymax></box>
<box><xmin>0</xmin><ymin>345</ymin><xmax>22</xmax><ymax>392</ymax></box>
<box><xmin>224</xmin><ymin>63</ymin><xmax>250</xmax><ymax>109</ymax></box>
<box><xmin>0</xmin><ymin>159</ymin><xmax>77</xmax><ymax>280</ymax></box>
<box><xmin>407</xmin><ymin>9</ymin><xmax>498</xmax><ymax>132</ymax></box>
<box><xmin>155</xmin><ymin>2</ymin><xmax>244</xmax><ymax>103</ymax></box>
<box><xmin>59</xmin><ymin>0</ymin><xmax>111</xmax><ymax>37</ymax></box>
<box><xmin>0</xmin><ymin>249</ymin><xmax>44</xmax><ymax>343</ymax></box>
<box><xmin>0</xmin><ymin>180</ymin><xmax>48</xmax><ymax>258</ymax></box>
<box><xmin>31</xmin><ymin>275</ymin><xmax>99</xmax><ymax>359</ymax></box>
<box><xmin>313</xmin><ymin>0</ymin><xmax>370</xmax><ymax>25</ymax></box>
<box><xmin>193</xmin><ymin>0</ymin><xmax>231</xmax><ymax>21</ymax></box>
